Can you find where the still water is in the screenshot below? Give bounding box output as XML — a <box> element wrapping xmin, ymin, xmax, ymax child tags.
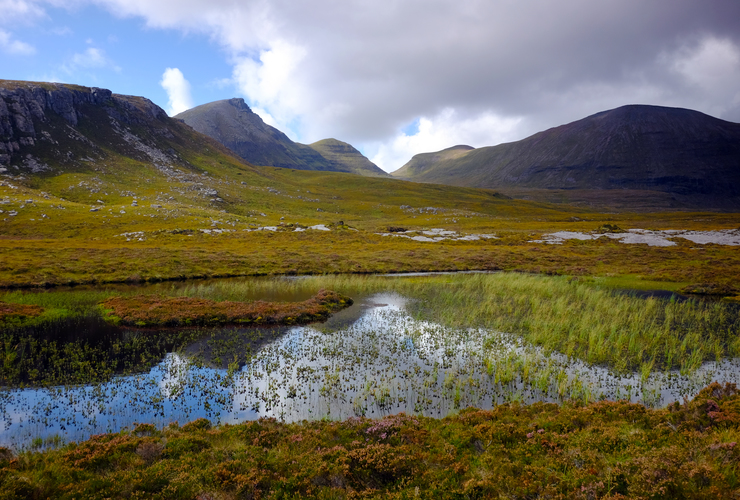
<box><xmin>1</xmin><ymin>290</ymin><xmax>738</xmax><ymax>450</ymax></box>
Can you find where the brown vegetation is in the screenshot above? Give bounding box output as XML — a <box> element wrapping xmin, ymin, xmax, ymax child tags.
<box><xmin>0</xmin><ymin>301</ymin><xmax>43</xmax><ymax>325</ymax></box>
<box><xmin>101</xmin><ymin>289</ymin><xmax>353</xmax><ymax>327</ymax></box>
<box><xmin>2</xmin><ymin>383</ymin><xmax>740</xmax><ymax>499</ymax></box>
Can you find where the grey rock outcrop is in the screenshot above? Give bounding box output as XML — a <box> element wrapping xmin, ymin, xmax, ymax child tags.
<box><xmin>0</xmin><ymin>80</ymin><xmax>168</xmax><ymax>167</ymax></box>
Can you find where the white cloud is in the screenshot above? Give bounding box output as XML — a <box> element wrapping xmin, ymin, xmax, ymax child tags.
<box><xmin>369</xmin><ymin>109</ymin><xmax>522</xmax><ymax>173</ymax></box>
<box><xmin>667</xmin><ymin>36</ymin><xmax>740</xmax><ymax>115</ymax></box>
<box><xmin>232</xmin><ymin>40</ymin><xmax>308</xmax><ymax>138</ymax></box>
<box><xmin>160</xmin><ymin>67</ymin><xmax>194</xmax><ymax>116</ymax></box>
<box><xmin>0</xmin><ymin>29</ymin><xmax>35</xmax><ymax>55</ymax></box>
<box><xmin>0</xmin><ymin>0</ymin><xmax>46</xmax><ymax>26</ymax></box>
<box><xmin>72</xmin><ymin>47</ymin><xmax>106</xmax><ymax>67</ymax></box>
<box><xmin>62</xmin><ymin>47</ymin><xmax>121</xmax><ymax>73</ymax></box>
<box><xmin>43</xmin><ymin>1</ymin><xmax>740</xmax><ymax>162</ymax></box>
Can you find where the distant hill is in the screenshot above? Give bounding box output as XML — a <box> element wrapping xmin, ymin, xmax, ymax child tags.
<box><xmin>307</xmin><ymin>138</ymin><xmax>388</xmax><ymax>177</ymax></box>
<box><xmin>176</xmin><ymin>99</ymin><xmax>387</xmax><ymax>177</ymax></box>
<box><xmin>391</xmin><ymin>105</ymin><xmax>740</xmax><ymax>209</ymax></box>
<box><xmin>392</xmin><ymin>145</ymin><xmax>474</xmax><ymax>179</ymax></box>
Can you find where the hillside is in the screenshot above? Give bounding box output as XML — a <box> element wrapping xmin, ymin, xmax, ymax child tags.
<box><xmin>0</xmin><ymin>79</ymin><xmax>270</xmax><ymax>206</ymax></box>
<box><xmin>307</xmin><ymin>138</ymin><xmax>388</xmax><ymax>177</ymax></box>
<box><xmin>391</xmin><ymin>105</ymin><xmax>740</xmax><ymax>210</ymax></box>
<box><xmin>176</xmin><ymin>98</ymin><xmax>387</xmax><ymax>176</ymax></box>
<box><xmin>391</xmin><ymin>144</ymin><xmax>474</xmax><ymax>178</ymax></box>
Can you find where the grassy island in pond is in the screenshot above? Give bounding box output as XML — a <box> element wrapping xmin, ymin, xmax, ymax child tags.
<box><xmin>101</xmin><ymin>289</ymin><xmax>353</xmax><ymax>327</ymax></box>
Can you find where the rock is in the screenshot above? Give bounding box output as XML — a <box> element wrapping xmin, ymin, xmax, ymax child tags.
<box><xmin>90</xmin><ymin>207</ymin><xmax>99</xmax><ymax>212</ymax></box>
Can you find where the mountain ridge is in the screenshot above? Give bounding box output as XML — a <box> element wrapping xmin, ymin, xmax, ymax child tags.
<box><xmin>391</xmin><ymin>105</ymin><xmax>740</xmax><ymax>209</ymax></box>
<box><xmin>176</xmin><ymin>99</ymin><xmax>388</xmax><ymax>177</ymax></box>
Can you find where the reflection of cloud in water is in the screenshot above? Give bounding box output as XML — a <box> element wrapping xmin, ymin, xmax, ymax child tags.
<box><xmin>158</xmin><ymin>353</ymin><xmax>191</xmax><ymax>398</ymax></box>
<box><xmin>2</xmin><ymin>292</ymin><xmax>740</xmax><ymax>450</ymax></box>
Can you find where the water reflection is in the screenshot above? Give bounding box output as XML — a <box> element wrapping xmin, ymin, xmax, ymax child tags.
<box><xmin>2</xmin><ymin>292</ymin><xmax>739</xmax><ymax>450</ymax></box>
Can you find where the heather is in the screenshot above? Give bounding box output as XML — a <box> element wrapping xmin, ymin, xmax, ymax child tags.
<box><xmin>2</xmin><ymin>383</ymin><xmax>740</xmax><ymax>499</ymax></box>
<box><xmin>101</xmin><ymin>289</ymin><xmax>353</xmax><ymax>327</ymax></box>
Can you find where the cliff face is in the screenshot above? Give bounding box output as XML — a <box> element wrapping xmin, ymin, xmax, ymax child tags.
<box><xmin>0</xmin><ymin>81</ymin><xmax>176</xmax><ymax>174</ymax></box>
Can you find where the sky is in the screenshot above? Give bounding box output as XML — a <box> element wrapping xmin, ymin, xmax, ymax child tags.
<box><xmin>1</xmin><ymin>0</ymin><xmax>740</xmax><ymax>172</ymax></box>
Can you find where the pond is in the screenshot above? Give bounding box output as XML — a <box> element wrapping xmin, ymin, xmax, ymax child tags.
<box><xmin>2</xmin><ymin>285</ymin><xmax>739</xmax><ymax>450</ymax></box>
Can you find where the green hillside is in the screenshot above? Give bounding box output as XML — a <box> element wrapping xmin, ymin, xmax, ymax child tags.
<box><xmin>392</xmin><ymin>144</ymin><xmax>474</xmax><ymax>179</ymax></box>
<box><xmin>307</xmin><ymin>138</ymin><xmax>389</xmax><ymax>177</ymax></box>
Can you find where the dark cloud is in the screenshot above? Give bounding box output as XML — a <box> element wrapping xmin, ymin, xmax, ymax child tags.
<box><xmin>28</xmin><ymin>0</ymin><xmax>740</xmax><ymax>168</ymax></box>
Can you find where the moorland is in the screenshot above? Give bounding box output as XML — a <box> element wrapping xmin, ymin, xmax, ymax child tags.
<box><xmin>1</xmin><ymin>80</ymin><xmax>740</xmax><ymax>499</ymax></box>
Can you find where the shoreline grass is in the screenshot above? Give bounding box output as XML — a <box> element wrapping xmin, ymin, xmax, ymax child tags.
<box><xmin>3</xmin><ymin>273</ymin><xmax>739</xmax><ymax>377</ymax></box>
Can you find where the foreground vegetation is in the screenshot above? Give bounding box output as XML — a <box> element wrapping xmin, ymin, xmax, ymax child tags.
<box><xmin>2</xmin><ymin>382</ymin><xmax>740</xmax><ymax>499</ymax></box>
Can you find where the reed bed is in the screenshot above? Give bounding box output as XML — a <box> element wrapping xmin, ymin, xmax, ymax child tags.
<box><xmin>403</xmin><ymin>273</ymin><xmax>740</xmax><ymax>374</ymax></box>
<box><xmin>152</xmin><ymin>272</ymin><xmax>740</xmax><ymax>373</ymax></box>
<box><xmin>2</xmin><ymin>272</ymin><xmax>738</xmax><ymax>377</ymax></box>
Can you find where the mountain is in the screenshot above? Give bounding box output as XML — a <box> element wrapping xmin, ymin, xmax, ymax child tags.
<box><xmin>391</xmin><ymin>105</ymin><xmax>740</xmax><ymax>209</ymax></box>
<box><xmin>175</xmin><ymin>98</ymin><xmax>388</xmax><ymax>177</ymax></box>
<box><xmin>0</xmin><ymin>79</ymin><xmax>256</xmax><ymax>178</ymax></box>
<box><xmin>306</xmin><ymin>138</ymin><xmax>388</xmax><ymax>177</ymax></box>
<box><xmin>391</xmin><ymin>145</ymin><xmax>474</xmax><ymax>179</ymax></box>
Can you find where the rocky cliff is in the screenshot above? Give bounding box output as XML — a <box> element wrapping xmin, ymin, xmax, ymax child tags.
<box><xmin>0</xmin><ymin>80</ymin><xmax>212</xmax><ymax>176</ymax></box>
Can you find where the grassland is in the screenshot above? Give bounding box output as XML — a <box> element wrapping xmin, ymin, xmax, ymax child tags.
<box><xmin>2</xmin><ymin>166</ymin><xmax>740</xmax><ymax>291</ymax></box>
<box><xmin>2</xmin><ymin>382</ymin><xmax>740</xmax><ymax>499</ymax></box>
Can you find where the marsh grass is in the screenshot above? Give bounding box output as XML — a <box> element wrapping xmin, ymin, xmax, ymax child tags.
<box><xmin>403</xmin><ymin>273</ymin><xmax>740</xmax><ymax>373</ymax></box>
<box><xmin>127</xmin><ymin>272</ymin><xmax>740</xmax><ymax>373</ymax></box>
<box><xmin>1</xmin><ymin>272</ymin><xmax>738</xmax><ymax>388</ymax></box>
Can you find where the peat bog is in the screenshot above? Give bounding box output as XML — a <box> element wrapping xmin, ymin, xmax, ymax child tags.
<box><xmin>2</xmin><ymin>273</ymin><xmax>740</xmax><ymax>452</ymax></box>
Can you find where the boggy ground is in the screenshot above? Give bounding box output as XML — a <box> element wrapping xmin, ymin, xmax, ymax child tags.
<box><xmin>2</xmin><ymin>382</ymin><xmax>740</xmax><ymax>499</ymax></box>
<box><xmin>3</xmin><ymin>273</ymin><xmax>740</xmax><ymax>388</ymax></box>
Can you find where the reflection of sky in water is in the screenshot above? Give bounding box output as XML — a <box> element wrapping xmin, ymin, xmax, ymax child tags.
<box><xmin>2</xmin><ymin>292</ymin><xmax>740</xmax><ymax>450</ymax></box>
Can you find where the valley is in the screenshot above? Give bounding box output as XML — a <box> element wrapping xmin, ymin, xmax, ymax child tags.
<box><xmin>1</xmin><ymin>79</ymin><xmax>740</xmax><ymax>499</ymax></box>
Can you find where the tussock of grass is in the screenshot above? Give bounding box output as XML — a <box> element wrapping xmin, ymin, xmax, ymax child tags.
<box><xmin>101</xmin><ymin>289</ymin><xmax>353</xmax><ymax>327</ymax></box>
<box><xmin>0</xmin><ymin>301</ymin><xmax>43</xmax><ymax>328</ymax></box>
<box><xmin>2</xmin><ymin>382</ymin><xmax>740</xmax><ymax>499</ymax></box>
